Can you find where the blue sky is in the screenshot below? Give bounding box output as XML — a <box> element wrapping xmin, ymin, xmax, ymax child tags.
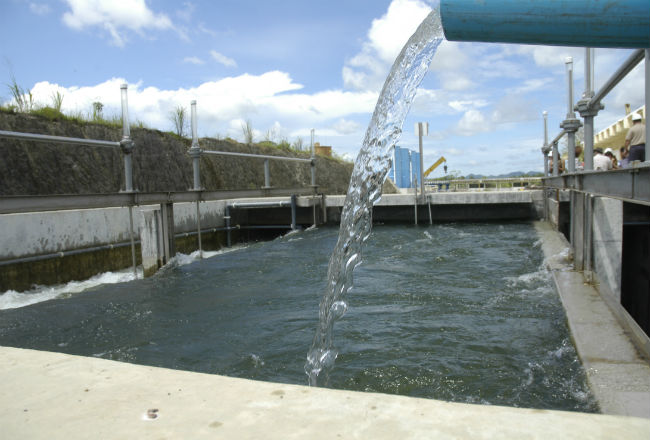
<box><xmin>0</xmin><ymin>0</ymin><xmax>645</xmax><ymax>176</ymax></box>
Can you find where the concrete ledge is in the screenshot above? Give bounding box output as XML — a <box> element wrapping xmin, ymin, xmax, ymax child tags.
<box><xmin>1</xmin><ymin>346</ymin><xmax>648</xmax><ymax>439</ymax></box>
<box><xmin>535</xmin><ymin>221</ymin><xmax>650</xmax><ymax>419</ymax></box>
<box><xmin>325</xmin><ymin>191</ymin><xmax>542</xmax><ymax>208</ymax></box>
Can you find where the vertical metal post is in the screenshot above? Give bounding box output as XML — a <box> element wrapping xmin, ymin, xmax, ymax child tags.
<box><xmin>290</xmin><ymin>194</ymin><xmax>297</xmax><ymax>230</ymax></box>
<box><xmin>189</xmin><ymin>100</ymin><xmax>202</xmax><ymax>258</ymax></box>
<box><xmin>413</xmin><ymin>176</ymin><xmax>418</xmax><ymax>226</ymax></box>
<box><xmin>120</xmin><ymin>84</ymin><xmax>137</xmax><ymax>278</ymax></box>
<box><xmin>552</xmin><ymin>142</ymin><xmax>559</xmax><ymax>176</ymax></box>
<box><xmin>225</xmin><ymin>206</ymin><xmax>231</xmax><ymax>247</ymax></box>
<box><xmin>565</xmin><ymin>58</ymin><xmax>576</xmax><ymax>173</ymax></box>
<box><xmin>417</xmin><ymin>122</ymin><xmax>426</xmax><ymax>202</ymax></box>
<box><xmin>542</xmin><ymin>111</ymin><xmax>550</xmax><ymax>175</ymax></box>
<box><xmin>561</xmin><ymin>57</ymin><xmax>582</xmax><ymax>174</ymax></box>
<box><xmin>120</xmin><ymin>84</ymin><xmax>134</xmax><ymax>193</ymax></box>
<box><xmin>310</xmin><ymin>129</ymin><xmax>317</xmax><ymax>191</ymax></box>
<box><xmin>189</xmin><ymin>100</ymin><xmax>201</xmax><ymax>190</ymax></box>
<box><xmin>577</xmin><ymin>48</ymin><xmax>597</xmax><ymax>171</ymax></box>
<box><xmin>263</xmin><ymin>159</ymin><xmax>271</xmax><ymax>189</ymax></box>
<box><xmin>427</xmin><ymin>195</ymin><xmax>432</xmax><ymax>225</ymax></box>
<box><xmin>584</xmin><ymin>194</ymin><xmax>593</xmax><ymax>282</ymax></box>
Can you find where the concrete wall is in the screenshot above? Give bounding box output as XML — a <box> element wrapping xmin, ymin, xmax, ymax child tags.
<box><xmin>592</xmin><ymin>197</ymin><xmax>623</xmax><ymax>303</ymax></box>
<box><xmin>0</xmin><ymin>201</ymin><xmax>228</xmax><ymax>261</ymax></box>
<box><xmin>0</xmin><ymin>191</ymin><xmax>547</xmax><ymax>291</ymax></box>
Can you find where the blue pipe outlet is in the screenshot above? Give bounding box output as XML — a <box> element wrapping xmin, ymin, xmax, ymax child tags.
<box><xmin>440</xmin><ymin>0</ymin><xmax>650</xmax><ymax>49</ymax></box>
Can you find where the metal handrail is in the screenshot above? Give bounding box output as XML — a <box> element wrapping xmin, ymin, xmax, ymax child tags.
<box><xmin>0</xmin><ymin>130</ymin><xmax>120</xmax><ymax>148</ymax></box>
<box><xmin>202</xmin><ymin>150</ymin><xmax>312</xmax><ymax>163</ymax></box>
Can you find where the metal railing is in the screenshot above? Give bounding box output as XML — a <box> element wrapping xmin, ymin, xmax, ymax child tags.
<box><xmin>1</xmin><ymin>87</ymin><xmax>320</xmax><ymax>274</ymax></box>
<box><xmin>542</xmin><ymin>48</ymin><xmax>648</xmax><ymax>174</ymax></box>
<box><xmin>424</xmin><ymin>177</ymin><xmax>542</xmax><ymax>192</ymax></box>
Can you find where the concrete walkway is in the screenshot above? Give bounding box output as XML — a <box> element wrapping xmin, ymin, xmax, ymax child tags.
<box><xmin>535</xmin><ymin>221</ymin><xmax>650</xmax><ymax>419</ymax></box>
<box><xmin>1</xmin><ymin>346</ymin><xmax>649</xmax><ymax>439</ymax></box>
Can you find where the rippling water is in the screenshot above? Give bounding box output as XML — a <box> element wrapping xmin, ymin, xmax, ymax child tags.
<box><xmin>0</xmin><ymin>223</ymin><xmax>597</xmax><ymax>412</ymax></box>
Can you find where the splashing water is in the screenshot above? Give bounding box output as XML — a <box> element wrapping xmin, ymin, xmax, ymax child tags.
<box><xmin>305</xmin><ymin>9</ymin><xmax>444</xmax><ymax>386</ymax></box>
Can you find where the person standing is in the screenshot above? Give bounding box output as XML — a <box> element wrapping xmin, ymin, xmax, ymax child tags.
<box><xmin>625</xmin><ymin>113</ymin><xmax>646</xmax><ymax>162</ymax></box>
<box><xmin>604</xmin><ymin>148</ymin><xmax>619</xmax><ymax>169</ymax></box>
<box><xmin>594</xmin><ymin>148</ymin><xmax>612</xmax><ymax>171</ymax></box>
<box><xmin>619</xmin><ymin>146</ymin><xmax>630</xmax><ymax>168</ymax></box>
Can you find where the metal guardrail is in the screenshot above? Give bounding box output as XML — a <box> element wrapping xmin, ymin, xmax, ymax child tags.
<box><xmin>424</xmin><ymin>177</ymin><xmax>542</xmax><ymax>191</ymax></box>
<box><xmin>0</xmin><ymin>188</ymin><xmax>315</xmax><ymax>215</ymax></box>
<box><xmin>0</xmin><ymin>130</ymin><xmax>121</xmax><ymax>148</ymax></box>
<box><xmin>542</xmin><ymin>164</ymin><xmax>650</xmax><ymax>205</ymax></box>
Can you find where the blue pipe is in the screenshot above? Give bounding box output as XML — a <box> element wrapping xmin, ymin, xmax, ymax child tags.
<box><xmin>440</xmin><ymin>0</ymin><xmax>650</xmax><ymax>49</ymax></box>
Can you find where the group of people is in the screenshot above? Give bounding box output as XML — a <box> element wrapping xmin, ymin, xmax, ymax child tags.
<box><xmin>549</xmin><ymin>112</ymin><xmax>645</xmax><ymax>173</ymax></box>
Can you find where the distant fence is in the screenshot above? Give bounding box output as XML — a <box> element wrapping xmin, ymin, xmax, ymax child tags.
<box><xmin>424</xmin><ymin>177</ymin><xmax>542</xmax><ymax>192</ymax></box>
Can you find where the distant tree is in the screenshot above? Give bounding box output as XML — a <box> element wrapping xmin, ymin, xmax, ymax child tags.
<box><xmin>292</xmin><ymin>137</ymin><xmax>304</xmax><ymax>151</ymax></box>
<box><xmin>92</xmin><ymin>101</ymin><xmax>104</xmax><ymax>121</ymax></box>
<box><xmin>7</xmin><ymin>74</ymin><xmax>34</xmax><ymax>113</ymax></box>
<box><xmin>169</xmin><ymin>105</ymin><xmax>188</xmax><ymax>137</ymax></box>
<box><xmin>50</xmin><ymin>90</ymin><xmax>64</xmax><ymax>112</ymax></box>
<box><xmin>241</xmin><ymin>119</ymin><xmax>254</xmax><ymax>144</ymax></box>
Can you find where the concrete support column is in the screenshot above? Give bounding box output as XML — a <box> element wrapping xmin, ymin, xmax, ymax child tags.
<box><xmin>139</xmin><ymin>203</ymin><xmax>176</xmax><ymax>277</ymax></box>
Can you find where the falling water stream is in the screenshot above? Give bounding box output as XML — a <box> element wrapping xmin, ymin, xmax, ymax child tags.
<box><xmin>304</xmin><ymin>9</ymin><xmax>444</xmax><ymax>385</ymax></box>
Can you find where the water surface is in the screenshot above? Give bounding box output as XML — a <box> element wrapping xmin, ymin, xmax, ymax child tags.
<box><xmin>0</xmin><ymin>223</ymin><xmax>596</xmax><ymax>412</ymax></box>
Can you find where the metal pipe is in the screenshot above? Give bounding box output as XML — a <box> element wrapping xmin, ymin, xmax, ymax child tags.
<box><xmin>290</xmin><ymin>194</ymin><xmax>297</xmax><ymax>230</ymax></box>
<box><xmin>0</xmin><ymin>241</ymin><xmax>140</xmax><ymax>267</ymax></box>
<box><xmin>439</xmin><ymin>0</ymin><xmax>650</xmax><ymax>49</ymax></box>
<box><xmin>195</xmin><ymin>200</ymin><xmax>202</xmax><ymax>259</ymax></box>
<box><xmin>413</xmin><ymin>176</ymin><xmax>418</xmax><ymax>225</ymax></box>
<box><xmin>565</xmin><ymin>57</ymin><xmax>574</xmax><ymax>120</ymax></box>
<box><xmin>310</xmin><ymin>129</ymin><xmax>317</xmax><ymax>189</ymax></box>
<box><xmin>583</xmin><ymin>115</ymin><xmax>594</xmax><ymax>171</ymax></box>
<box><xmin>119</xmin><ymin>84</ymin><xmax>137</xmax><ymax>278</ymax></box>
<box><xmin>128</xmin><ymin>206</ymin><xmax>137</xmax><ymax>278</ymax></box>
<box><xmin>590</xmin><ymin>49</ymin><xmax>644</xmax><ymax>107</ymax></box>
<box><xmin>120</xmin><ymin>84</ymin><xmax>134</xmax><ymax>193</ymax></box>
<box><xmin>225</xmin><ymin>206</ymin><xmax>231</xmax><ymax>247</ymax></box>
<box><xmin>584</xmin><ymin>48</ymin><xmax>594</xmax><ymax>99</ymax></box>
<box><xmin>543</xmin><ymin>111</ymin><xmax>549</xmax><ymax>175</ymax></box>
<box><xmin>229</xmin><ymin>201</ymin><xmax>292</xmax><ymax>209</ymax></box>
<box><xmin>417</xmin><ymin>122</ymin><xmax>426</xmax><ymax>202</ymax></box>
<box><xmin>562</xmin><ymin>57</ymin><xmax>580</xmax><ymax>174</ymax></box>
<box><xmin>0</xmin><ymin>130</ymin><xmax>120</xmax><ymax>148</ymax></box>
<box><xmin>264</xmin><ymin>159</ymin><xmax>271</xmax><ymax>188</ymax></box>
<box><xmin>552</xmin><ymin>142</ymin><xmax>559</xmax><ymax>176</ymax></box>
<box><xmin>203</xmin><ymin>150</ymin><xmax>311</xmax><ymax>163</ymax></box>
<box><xmin>189</xmin><ymin>100</ymin><xmax>202</xmax><ymax>191</ymax></box>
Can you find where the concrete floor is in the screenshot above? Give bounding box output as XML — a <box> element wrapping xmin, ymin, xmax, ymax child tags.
<box><xmin>1</xmin><ymin>346</ymin><xmax>649</xmax><ymax>439</ymax></box>
<box><xmin>535</xmin><ymin>221</ymin><xmax>650</xmax><ymax>419</ymax></box>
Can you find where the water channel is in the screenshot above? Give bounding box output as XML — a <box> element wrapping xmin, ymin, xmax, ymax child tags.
<box><xmin>0</xmin><ymin>223</ymin><xmax>597</xmax><ymax>412</ymax></box>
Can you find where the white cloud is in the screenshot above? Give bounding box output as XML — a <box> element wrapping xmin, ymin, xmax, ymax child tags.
<box><xmin>29</xmin><ymin>3</ymin><xmax>51</xmax><ymax>15</ymax></box>
<box><xmin>456</xmin><ymin>109</ymin><xmax>491</xmax><ymax>136</ymax></box>
<box><xmin>210</xmin><ymin>51</ymin><xmax>237</xmax><ymax>68</ymax></box>
<box><xmin>62</xmin><ymin>0</ymin><xmax>174</xmax><ymax>47</ymax></box>
<box><xmin>183</xmin><ymin>56</ymin><xmax>204</xmax><ymax>65</ymax></box>
<box><xmin>490</xmin><ymin>94</ymin><xmax>538</xmax><ymax>124</ymax></box>
<box><xmin>343</xmin><ymin>0</ymin><xmax>431</xmax><ymax>91</ymax></box>
<box><xmin>448</xmin><ymin>100</ymin><xmax>488</xmax><ymax>113</ymax></box>
<box><xmin>24</xmin><ymin>72</ymin><xmax>379</xmax><ymax>142</ymax></box>
<box><xmin>331</xmin><ymin>119</ymin><xmax>362</xmax><ymax>135</ymax></box>
<box><xmin>512</xmin><ymin>45</ymin><xmax>583</xmax><ymax>69</ymax></box>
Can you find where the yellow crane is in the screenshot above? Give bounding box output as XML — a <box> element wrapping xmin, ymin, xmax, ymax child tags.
<box><xmin>423</xmin><ymin>156</ymin><xmax>447</xmax><ymax>177</ymax></box>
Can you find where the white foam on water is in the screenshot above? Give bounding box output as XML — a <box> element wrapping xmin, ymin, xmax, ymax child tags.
<box><xmin>0</xmin><ymin>245</ymin><xmax>249</xmax><ymax>310</ymax></box>
<box><xmin>0</xmin><ymin>269</ymin><xmax>141</xmax><ymax>310</ymax></box>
